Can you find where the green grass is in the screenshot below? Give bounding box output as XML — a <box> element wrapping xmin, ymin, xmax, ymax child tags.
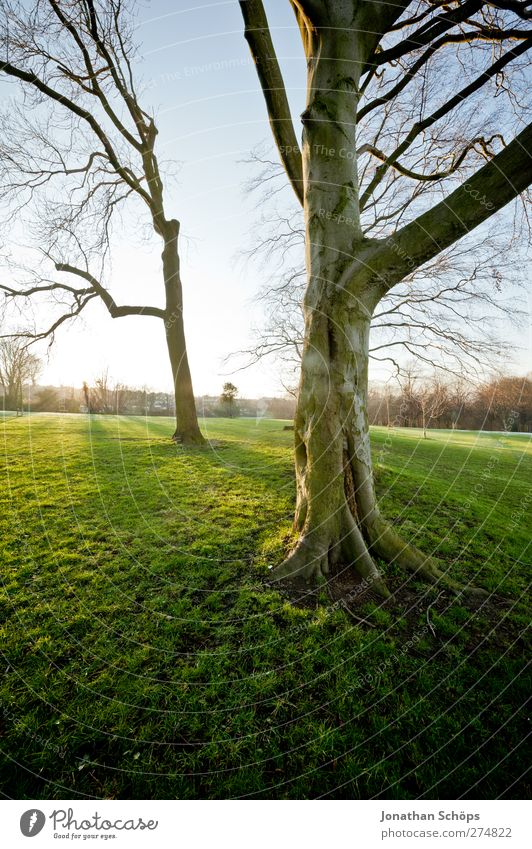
<box><xmin>0</xmin><ymin>414</ymin><xmax>530</xmax><ymax>799</ymax></box>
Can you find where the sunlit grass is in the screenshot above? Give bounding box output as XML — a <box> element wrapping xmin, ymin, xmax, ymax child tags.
<box><xmin>1</xmin><ymin>414</ymin><xmax>529</xmax><ymax>799</ymax></box>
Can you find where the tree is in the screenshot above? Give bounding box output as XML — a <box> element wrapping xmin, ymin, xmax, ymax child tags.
<box><xmin>81</xmin><ymin>381</ymin><xmax>92</xmax><ymax>414</ymax></box>
<box><xmin>447</xmin><ymin>379</ymin><xmax>472</xmax><ymax>430</ymax></box>
<box><xmin>220</xmin><ymin>382</ymin><xmax>239</xmax><ymax>418</ymax></box>
<box><xmin>475</xmin><ymin>374</ymin><xmax>532</xmax><ymax>431</ymax></box>
<box><xmin>0</xmin><ymin>0</ymin><xmax>204</xmax><ymax>445</ymax></box>
<box><xmin>0</xmin><ymin>337</ymin><xmax>40</xmax><ymax>413</ymax></box>
<box><xmin>94</xmin><ymin>369</ymin><xmax>112</xmax><ymax>414</ymax></box>
<box><xmin>396</xmin><ymin>364</ymin><xmax>420</xmax><ymax>429</ymax></box>
<box><xmin>33</xmin><ymin>385</ymin><xmax>60</xmax><ymax>413</ymax></box>
<box><xmin>413</xmin><ymin>375</ymin><xmax>450</xmax><ymax>438</ymax></box>
<box><xmin>240</xmin><ymin>0</ymin><xmax>532</xmax><ymax>593</ymax></box>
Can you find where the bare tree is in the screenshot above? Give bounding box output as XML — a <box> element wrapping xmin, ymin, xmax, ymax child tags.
<box><xmin>447</xmin><ymin>380</ymin><xmax>473</xmax><ymax>430</ymax></box>
<box><xmin>395</xmin><ymin>363</ymin><xmax>420</xmax><ymax>428</ymax></box>
<box><xmin>240</xmin><ymin>0</ymin><xmax>532</xmax><ymax>594</ymax></box>
<box><xmin>0</xmin><ymin>336</ymin><xmax>40</xmax><ymax>413</ymax></box>
<box><xmin>404</xmin><ymin>372</ymin><xmax>450</xmax><ymax>437</ymax></box>
<box><xmin>112</xmin><ymin>380</ymin><xmax>127</xmax><ymax>415</ymax></box>
<box><xmin>93</xmin><ymin>368</ymin><xmax>112</xmax><ymax>414</ymax></box>
<box><xmin>0</xmin><ymin>0</ymin><xmax>204</xmax><ymax>444</ymax></box>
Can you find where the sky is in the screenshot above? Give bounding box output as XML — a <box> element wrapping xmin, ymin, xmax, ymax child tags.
<box><xmin>1</xmin><ymin>0</ymin><xmax>530</xmax><ymax>397</ymax></box>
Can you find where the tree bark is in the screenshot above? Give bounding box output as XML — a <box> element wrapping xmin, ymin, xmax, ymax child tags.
<box><xmin>274</xmin><ymin>282</ymin><xmax>468</xmax><ymax>592</ymax></box>
<box><xmin>161</xmin><ymin>221</ymin><xmax>205</xmax><ymax>446</ymax></box>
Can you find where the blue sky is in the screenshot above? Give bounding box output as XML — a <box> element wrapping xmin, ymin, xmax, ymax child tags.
<box><xmin>1</xmin><ymin>0</ymin><xmax>530</xmax><ymax>396</ymax></box>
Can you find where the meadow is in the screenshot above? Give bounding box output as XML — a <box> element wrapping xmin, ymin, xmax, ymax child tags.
<box><xmin>0</xmin><ymin>413</ymin><xmax>530</xmax><ymax>799</ymax></box>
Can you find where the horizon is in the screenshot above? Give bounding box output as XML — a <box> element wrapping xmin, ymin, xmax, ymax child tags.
<box><xmin>5</xmin><ymin>367</ymin><xmax>531</xmax><ymax>405</ymax></box>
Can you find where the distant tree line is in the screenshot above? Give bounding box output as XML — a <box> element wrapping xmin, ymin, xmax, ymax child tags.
<box><xmin>3</xmin><ymin>356</ymin><xmax>530</xmax><ymax>433</ymax></box>
<box><xmin>1</xmin><ymin>368</ymin><xmax>297</xmax><ymax>421</ymax></box>
<box><xmin>368</xmin><ymin>373</ymin><xmax>532</xmax><ymax>434</ymax></box>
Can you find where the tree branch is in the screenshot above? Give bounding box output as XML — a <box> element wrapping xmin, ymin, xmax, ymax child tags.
<box><xmin>1</xmin><ymin>281</ymin><xmax>92</xmax><ymax>299</ymax></box>
<box><xmin>54</xmin><ymin>263</ymin><xmax>166</xmax><ymax>319</ymax></box>
<box><xmin>358</xmin><ymin>28</ymin><xmax>530</xmax><ymax>119</ymax></box>
<box><xmin>0</xmin><ymin>60</ymin><xmax>152</xmax><ymax>209</ymax></box>
<box><xmin>358</xmin><ymin>135</ymin><xmax>504</xmax><ymax>183</ymax></box>
<box><xmin>373</xmin><ymin>121</ymin><xmax>532</xmax><ymax>297</ymax></box>
<box><xmin>239</xmin><ymin>0</ymin><xmax>304</xmax><ymax>206</ymax></box>
<box><xmin>359</xmin><ymin>36</ymin><xmax>532</xmax><ymax>208</ymax></box>
<box><xmin>47</xmin><ymin>0</ymin><xmax>144</xmax><ymax>151</ymax></box>
<box><xmin>366</xmin><ymin>0</ymin><xmax>485</xmax><ymax>70</ymax></box>
<box><xmin>1</xmin><ymin>293</ymin><xmax>98</xmax><ymax>345</ymax></box>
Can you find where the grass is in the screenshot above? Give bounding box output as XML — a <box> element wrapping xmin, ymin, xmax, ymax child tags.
<box><xmin>0</xmin><ymin>413</ymin><xmax>530</xmax><ymax>799</ymax></box>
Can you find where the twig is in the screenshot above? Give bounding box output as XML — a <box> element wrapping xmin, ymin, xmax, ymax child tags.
<box><xmin>340</xmin><ymin>600</ymin><xmax>376</xmax><ymax>628</ymax></box>
<box><xmin>426</xmin><ymin>590</ymin><xmax>445</xmax><ymax>637</ymax></box>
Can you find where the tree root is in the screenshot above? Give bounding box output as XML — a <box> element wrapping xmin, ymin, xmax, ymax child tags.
<box><xmin>172</xmin><ymin>429</ymin><xmax>207</xmax><ymax>447</ymax></box>
<box><xmin>270</xmin><ymin>512</ymin><xmax>487</xmax><ymax>601</ymax></box>
<box><xmin>269</xmin><ymin>537</ymin><xmax>330</xmax><ymax>583</ymax></box>
<box><xmin>341</xmin><ymin>508</ymin><xmax>391</xmax><ymax>598</ymax></box>
<box><xmin>269</xmin><ymin>512</ymin><xmax>391</xmax><ymax>599</ymax></box>
<box><xmin>363</xmin><ymin>515</ymin><xmax>488</xmax><ymax>598</ymax></box>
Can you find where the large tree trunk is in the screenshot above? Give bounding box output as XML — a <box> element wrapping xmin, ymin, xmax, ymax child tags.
<box><xmin>271</xmin><ymin>18</ymin><xmax>465</xmax><ymax>594</ymax></box>
<box><xmin>161</xmin><ymin>222</ymin><xmax>205</xmax><ymax>446</ymax></box>
<box><xmin>273</xmin><ymin>282</ymin><xmax>456</xmax><ymax>593</ymax></box>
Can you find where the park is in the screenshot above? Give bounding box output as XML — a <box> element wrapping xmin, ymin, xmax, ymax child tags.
<box><xmin>0</xmin><ymin>0</ymin><xmax>530</xmax><ymax>808</ymax></box>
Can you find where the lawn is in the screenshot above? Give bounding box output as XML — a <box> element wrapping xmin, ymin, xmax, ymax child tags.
<box><xmin>0</xmin><ymin>414</ymin><xmax>530</xmax><ymax>799</ymax></box>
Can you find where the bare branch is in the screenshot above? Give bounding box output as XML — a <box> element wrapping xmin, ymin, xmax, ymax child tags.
<box><xmin>54</xmin><ymin>263</ymin><xmax>166</xmax><ymax>319</ymax></box>
<box><xmin>239</xmin><ymin>0</ymin><xmax>304</xmax><ymax>205</ymax></box>
<box><xmin>360</xmin><ymin>36</ymin><xmax>532</xmax><ymax>208</ymax></box>
<box><xmin>0</xmin><ymin>60</ymin><xmax>152</xmax><ymax>207</ymax></box>
<box><xmin>374</xmin><ymin>120</ymin><xmax>532</xmax><ymax>296</ymax></box>
<box><xmin>358</xmin><ymin>135</ymin><xmax>504</xmax><ymax>183</ymax></box>
<box><xmin>358</xmin><ymin>27</ymin><xmax>530</xmax><ymax>120</ymax></box>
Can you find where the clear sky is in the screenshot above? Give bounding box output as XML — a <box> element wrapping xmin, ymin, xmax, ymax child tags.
<box><xmin>1</xmin><ymin>1</ymin><xmax>530</xmax><ymax>396</ymax></box>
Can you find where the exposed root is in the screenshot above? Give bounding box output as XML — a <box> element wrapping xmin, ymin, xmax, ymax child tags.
<box><xmin>172</xmin><ymin>429</ymin><xmax>207</xmax><ymax>447</ymax></box>
<box><xmin>269</xmin><ymin>537</ymin><xmax>330</xmax><ymax>583</ymax></box>
<box><xmin>341</xmin><ymin>508</ymin><xmax>391</xmax><ymax>599</ymax></box>
<box><xmin>270</xmin><ymin>513</ymin><xmax>391</xmax><ymax>599</ymax></box>
<box><xmin>364</xmin><ymin>515</ymin><xmax>488</xmax><ymax>598</ymax></box>
<box><xmin>270</xmin><ymin>511</ymin><xmax>487</xmax><ymax>603</ymax></box>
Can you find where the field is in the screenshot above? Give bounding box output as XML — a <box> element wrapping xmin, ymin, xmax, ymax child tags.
<box><xmin>0</xmin><ymin>414</ymin><xmax>530</xmax><ymax>799</ymax></box>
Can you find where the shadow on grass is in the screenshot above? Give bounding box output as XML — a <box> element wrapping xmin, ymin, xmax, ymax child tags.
<box><xmin>0</xmin><ymin>414</ymin><xmax>530</xmax><ymax>800</ymax></box>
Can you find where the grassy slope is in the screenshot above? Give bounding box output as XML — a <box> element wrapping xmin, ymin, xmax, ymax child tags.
<box><xmin>0</xmin><ymin>414</ymin><xmax>530</xmax><ymax>799</ymax></box>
